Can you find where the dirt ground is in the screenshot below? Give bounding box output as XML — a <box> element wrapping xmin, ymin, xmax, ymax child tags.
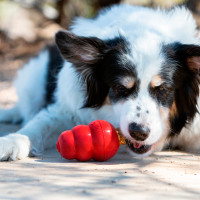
<box><xmin>0</xmin><ymin>76</ymin><xmax>200</xmax><ymax>200</ymax></box>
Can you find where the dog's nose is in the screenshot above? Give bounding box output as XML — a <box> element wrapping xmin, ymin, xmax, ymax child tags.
<box><xmin>128</xmin><ymin>122</ymin><xmax>150</xmax><ymax>141</ymax></box>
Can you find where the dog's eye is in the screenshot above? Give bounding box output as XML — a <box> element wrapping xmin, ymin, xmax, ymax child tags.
<box><xmin>109</xmin><ymin>81</ymin><xmax>139</xmax><ymax>103</ymax></box>
<box><xmin>150</xmin><ymin>83</ymin><xmax>173</xmax><ymax>97</ymax></box>
<box><xmin>111</xmin><ymin>84</ymin><xmax>130</xmax><ymax>96</ymax></box>
<box><xmin>155</xmin><ymin>84</ymin><xmax>171</xmax><ymax>92</ymax></box>
<box><xmin>150</xmin><ymin>83</ymin><xmax>174</xmax><ymax>106</ymax></box>
<box><xmin>157</xmin><ymin>85</ymin><xmax>166</xmax><ymax>91</ymax></box>
<box><xmin>113</xmin><ymin>85</ymin><xmax>127</xmax><ymax>93</ymax></box>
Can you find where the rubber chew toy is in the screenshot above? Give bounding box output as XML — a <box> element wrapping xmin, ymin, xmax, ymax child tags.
<box><xmin>56</xmin><ymin>120</ymin><xmax>125</xmax><ymax>161</ymax></box>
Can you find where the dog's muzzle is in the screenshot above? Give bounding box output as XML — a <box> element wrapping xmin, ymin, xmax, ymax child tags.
<box><xmin>128</xmin><ymin>122</ymin><xmax>150</xmax><ymax>141</ymax></box>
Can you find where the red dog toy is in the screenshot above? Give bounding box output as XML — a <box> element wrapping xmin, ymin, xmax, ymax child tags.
<box><xmin>56</xmin><ymin>120</ymin><xmax>122</xmax><ymax>161</ymax></box>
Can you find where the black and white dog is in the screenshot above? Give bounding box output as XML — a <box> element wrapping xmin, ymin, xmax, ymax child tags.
<box><xmin>1</xmin><ymin>4</ymin><xmax>200</xmax><ymax>161</ymax></box>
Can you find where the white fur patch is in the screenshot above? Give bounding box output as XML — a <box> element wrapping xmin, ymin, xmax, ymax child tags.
<box><xmin>14</xmin><ymin>50</ymin><xmax>49</xmax><ymax>124</ymax></box>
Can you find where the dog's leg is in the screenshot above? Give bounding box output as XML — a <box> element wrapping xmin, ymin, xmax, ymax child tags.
<box><xmin>0</xmin><ymin>104</ymin><xmax>72</xmax><ymax>161</ymax></box>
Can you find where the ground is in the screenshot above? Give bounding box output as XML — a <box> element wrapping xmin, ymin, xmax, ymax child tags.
<box><xmin>0</xmin><ymin>80</ymin><xmax>200</xmax><ymax>200</ymax></box>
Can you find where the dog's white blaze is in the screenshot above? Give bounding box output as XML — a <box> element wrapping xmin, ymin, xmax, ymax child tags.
<box><xmin>118</xmin><ymin>94</ymin><xmax>167</xmax><ymax>144</ymax></box>
<box><xmin>113</xmin><ymin>46</ymin><xmax>171</xmax><ymax>153</ymax></box>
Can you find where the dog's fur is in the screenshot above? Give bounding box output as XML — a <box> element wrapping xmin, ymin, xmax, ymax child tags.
<box><xmin>1</xmin><ymin>4</ymin><xmax>200</xmax><ymax>160</ymax></box>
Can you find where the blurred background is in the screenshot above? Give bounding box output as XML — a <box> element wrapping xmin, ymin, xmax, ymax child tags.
<box><xmin>0</xmin><ymin>0</ymin><xmax>200</xmax><ymax>83</ymax></box>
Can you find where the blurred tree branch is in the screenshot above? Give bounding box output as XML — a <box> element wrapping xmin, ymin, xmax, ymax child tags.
<box><xmin>55</xmin><ymin>0</ymin><xmax>68</xmax><ymax>26</ymax></box>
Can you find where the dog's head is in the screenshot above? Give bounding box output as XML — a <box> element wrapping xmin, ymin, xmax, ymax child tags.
<box><xmin>55</xmin><ymin>30</ymin><xmax>200</xmax><ymax>156</ymax></box>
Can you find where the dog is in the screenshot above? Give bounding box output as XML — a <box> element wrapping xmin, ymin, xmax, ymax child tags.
<box><xmin>1</xmin><ymin>4</ymin><xmax>200</xmax><ymax>161</ymax></box>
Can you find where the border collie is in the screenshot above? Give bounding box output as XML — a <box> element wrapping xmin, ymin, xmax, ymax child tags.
<box><xmin>1</xmin><ymin>4</ymin><xmax>200</xmax><ymax>161</ymax></box>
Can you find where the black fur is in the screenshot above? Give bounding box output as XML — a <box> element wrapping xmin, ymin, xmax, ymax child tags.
<box><xmin>101</xmin><ymin>38</ymin><xmax>140</xmax><ymax>104</ymax></box>
<box><xmin>55</xmin><ymin>31</ymin><xmax>139</xmax><ymax>108</ymax></box>
<box><xmin>45</xmin><ymin>45</ymin><xmax>64</xmax><ymax>105</ymax></box>
<box><xmin>163</xmin><ymin>42</ymin><xmax>200</xmax><ymax>135</ymax></box>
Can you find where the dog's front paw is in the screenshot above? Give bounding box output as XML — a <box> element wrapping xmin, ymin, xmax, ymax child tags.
<box><xmin>0</xmin><ymin>133</ymin><xmax>30</xmax><ymax>161</ymax></box>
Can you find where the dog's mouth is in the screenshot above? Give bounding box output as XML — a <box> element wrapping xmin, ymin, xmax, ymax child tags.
<box><xmin>126</xmin><ymin>139</ymin><xmax>152</xmax><ymax>154</ymax></box>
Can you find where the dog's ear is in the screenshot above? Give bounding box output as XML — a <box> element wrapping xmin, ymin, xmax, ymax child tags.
<box><xmin>174</xmin><ymin>43</ymin><xmax>200</xmax><ymax>74</ymax></box>
<box><xmin>55</xmin><ymin>30</ymin><xmax>110</xmax><ymax>108</ymax></box>
<box><xmin>167</xmin><ymin>43</ymin><xmax>200</xmax><ymax>135</ymax></box>
<box><xmin>55</xmin><ymin>30</ymin><xmax>108</xmax><ymax>66</ymax></box>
